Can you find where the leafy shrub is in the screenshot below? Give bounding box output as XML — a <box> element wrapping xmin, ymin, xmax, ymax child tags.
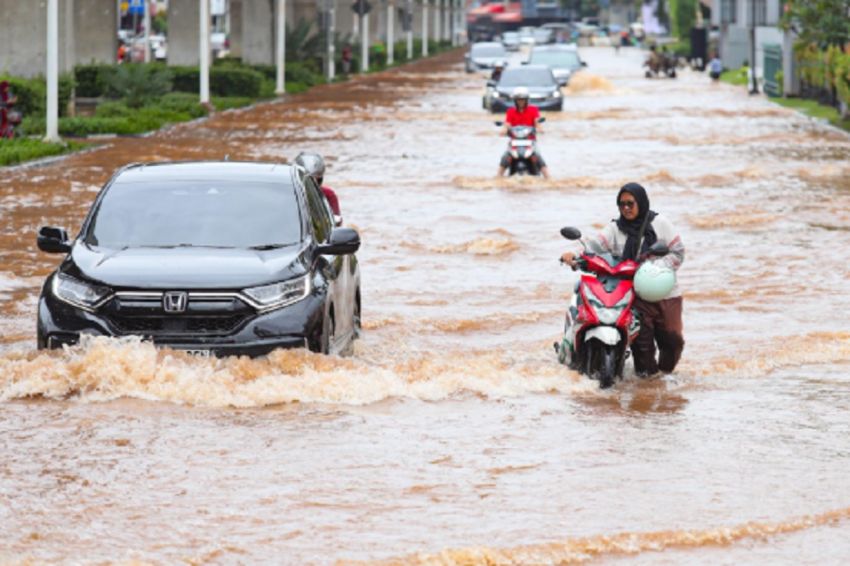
<box><xmin>75</xmin><ymin>64</ymin><xmax>116</xmax><ymax>97</ymax></box>
<box><xmin>158</xmin><ymin>92</ymin><xmax>208</xmax><ymax>118</ymax></box>
<box><xmin>171</xmin><ymin>66</ymin><xmax>265</xmax><ymax>97</ymax></box>
<box><xmin>106</xmin><ymin>64</ymin><xmax>173</xmax><ymax>107</ymax></box>
<box><xmin>0</xmin><ymin>75</ymin><xmax>74</xmax><ymax>116</ymax></box>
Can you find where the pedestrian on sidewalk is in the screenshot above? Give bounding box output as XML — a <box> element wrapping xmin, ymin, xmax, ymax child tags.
<box><xmin>708</xmin><ymin>53</ymin><xmax>722</xmax><ymax>82</ymax></box>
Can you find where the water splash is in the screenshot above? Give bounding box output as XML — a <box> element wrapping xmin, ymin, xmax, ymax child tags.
<box><xmin>351</xmin><ymin>506</ymin><xmax>850</xmax><ymax>565</ymax></box>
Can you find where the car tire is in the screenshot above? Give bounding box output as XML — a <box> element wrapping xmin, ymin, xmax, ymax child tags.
<box><xmin>320</xmin><ymin>311</ymin><xmax>335</xmax><ymax>355</ymax></box>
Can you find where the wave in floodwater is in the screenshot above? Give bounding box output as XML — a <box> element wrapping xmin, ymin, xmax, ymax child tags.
<box><xmin>564</xmin><ymin>73</ymin><xmax>615</xmax><ymax>94</ymax></box>
<box><xmin>1</xmin><ymin>331</ymin><xmax>848</xmax><ymax>408</ymax></box>
<box><xmin>355</xmin><ymin>506</ymin><xmax>850</xmax><ymax>565</ymax></box>
<box><xmin>402</xmin><ymin>236</ymin><xmax>520</xmax><ymax>256</ymax></box>
<box><xmin>686</xmin><ymin>210</ymin><xmax>781</xmax><ymax>230</ymax></box>
<box><xmin>0</xmin><ymin>336</ymin><xmax>578</xmax><ymax>407</ymax></box>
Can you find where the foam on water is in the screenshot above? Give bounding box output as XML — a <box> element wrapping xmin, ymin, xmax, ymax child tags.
<box><xmin>355</xmin><ymin>506</ymin><xmax>850</xmax><ymax>565</ymax></box>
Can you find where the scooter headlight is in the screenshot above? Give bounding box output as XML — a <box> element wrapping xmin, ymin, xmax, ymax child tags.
<box><xmin>52</xmin><ymin>273</ymin><xmax>113</xmax><ymax>312</ymax></box>
<box><xmin>243</xmin><ymin>275</ymin><xmax>311</xmax><ymax>313</ymax></box>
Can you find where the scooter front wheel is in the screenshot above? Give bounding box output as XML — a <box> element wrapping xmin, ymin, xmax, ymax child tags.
<box><xmin>598</xmin><ymin>345</ymin><xmax>617</xmax><ymax>389</ymax></box>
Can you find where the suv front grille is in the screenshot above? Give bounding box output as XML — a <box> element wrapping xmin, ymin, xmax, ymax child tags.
<box><xmin>102</xmin><ymin>292</ymin><xmax>253</xmax><ymax>338</ymax></box>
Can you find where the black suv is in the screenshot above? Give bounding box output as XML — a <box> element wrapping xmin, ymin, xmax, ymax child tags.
<box><xmin>36</xmin><ymin>162</ymin><xmax>361</xmax><ymax>357</ymax></box>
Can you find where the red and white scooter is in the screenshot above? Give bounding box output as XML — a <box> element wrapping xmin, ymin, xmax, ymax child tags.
<box><xmin>555</xmin><ymin>226</ymin><xmax>668</xmax><ymax>388</ymax></box>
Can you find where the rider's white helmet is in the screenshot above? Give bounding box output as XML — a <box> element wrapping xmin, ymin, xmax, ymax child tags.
<box><xmin>512</xmin><ymin>87</ymin><xmax>530</xmax><ymax>100</ymax></box>
<box><xmin>634</xmin><ymin>262</ymin><xmax>676</xmax><ymax>302</ymax></box>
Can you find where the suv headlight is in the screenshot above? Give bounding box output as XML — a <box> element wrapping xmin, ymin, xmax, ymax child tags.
<box><xmin>243</xmin><ymin>275</ymin><xmax>310</xmax><ymax>313</ymax></box>
<box><xmin>52</xmin><ymin>273</ymin><xmax>112</xmax><ymax>311</ymax></box>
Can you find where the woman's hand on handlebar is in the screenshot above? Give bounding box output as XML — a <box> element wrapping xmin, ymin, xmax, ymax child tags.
<box><xmin>560</xmin><ymin>251</ymin><xmax>577</xmax><ymax>268</ymax></box>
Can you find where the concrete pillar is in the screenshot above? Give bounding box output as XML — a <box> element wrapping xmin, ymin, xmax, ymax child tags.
<box><xmin>0</xmin><ymin>0</ymin><xmax>75</xmax><ymax>78</ymax></box>
<box><xmin>241</xmin><ymin>0</ymin><xmax>274</xmax><ymax>64</ymax></box>
<box><xmin>230</xmin><ymin>0</ymin><xmax>244</xmax><ymax>58</ymax></box>
<box><xmin>74</xmin><ymin>0</ymin><xmax>117</xmax><ymax>65</ymax></box>
<box><xmin>168</xmin><ymin>0</ymin><xmax>201</xmax><ymax>65</ymax></box>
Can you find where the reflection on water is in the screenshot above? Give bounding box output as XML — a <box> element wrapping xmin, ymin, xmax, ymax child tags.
<box><xmin>2</xmin><ymin>47</ymin><xmax>850</xmax><ymax>563</ymax></box>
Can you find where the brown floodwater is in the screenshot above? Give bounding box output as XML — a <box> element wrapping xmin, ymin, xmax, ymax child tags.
<box><xmin>2</xmin><ymin>48</ymin><xmax>850</xmax><ymax>564</ymax></box>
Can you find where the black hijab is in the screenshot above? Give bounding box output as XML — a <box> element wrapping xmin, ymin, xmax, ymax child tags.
<box><xmin>616</xmin><ymin>182</ymin><xmax>657</xmax><ymax>260</ymax></box>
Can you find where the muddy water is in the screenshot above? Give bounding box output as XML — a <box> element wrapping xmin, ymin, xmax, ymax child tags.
<box><xmin>2</xmin><ymin>48</ymin><xmax>850</xmax><ymax>564</ymax></box>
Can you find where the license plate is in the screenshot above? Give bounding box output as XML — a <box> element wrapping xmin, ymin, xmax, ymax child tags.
<box><xmin>512</xmin><ymin>140</ymin><xmax>533</xmax><ymax>146</ymax></box>
<box><xmin>182</xmin><ymin>349</ymin><xmax>211</xmax><ymax>357</ymax></box>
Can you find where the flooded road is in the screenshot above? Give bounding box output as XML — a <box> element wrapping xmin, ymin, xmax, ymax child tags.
<box><xmin>2</xmin><ymin>47</ymin><xmax>850</xmax><ymax>564</ymax></box>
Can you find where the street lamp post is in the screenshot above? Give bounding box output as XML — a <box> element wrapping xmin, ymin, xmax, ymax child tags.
<box><xmin>406</xmin><ymin>0</ymin><xmax>413</xmax><ymax>60</ymax></box>
<box><xmin>387</xmin><ymin>0</ymin><xmax>394</xmax><ymax>65</ymax></box>
<box><xmin>200</xmin><ymin>0</ymin><xmax>210</xmax><ymax>104</ymax></box>
<box><xmin>749</xmin><ymin>0</ymin><xmax>759</xmax><ymax>94</ymax></box>
<box><xmin>422</xmin><ymin>0</ymin><xmax>428</xmax><ymax>56</ymax></box>
<box><xmin>276</xmin><ymin>0</ymin><xmax>286</xmax><ymax>94</ymax></box>
<box><xmin>45</xmin><ymin>0</ymin><xmax>59</xmax><ymax>142</ymax></box>
<box><xmin>143</xmin><ymin>0</ymin><xmax>151</xmax><ymax>62</ymax></box>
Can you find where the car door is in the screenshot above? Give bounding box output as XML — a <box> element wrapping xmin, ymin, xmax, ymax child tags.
<box><xmin>303</xmin><ymin>177</ymin><xmax>352</xmax><ymax>340</ymax></box>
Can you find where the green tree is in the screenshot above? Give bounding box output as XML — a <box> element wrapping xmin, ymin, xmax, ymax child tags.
<box><xmin>781</xmin><ymin>0</ymin><xmax>850</xmax><ymax>48</ymax></box>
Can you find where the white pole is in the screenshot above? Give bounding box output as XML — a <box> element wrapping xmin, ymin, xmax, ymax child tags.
<box><xmin>360</xmin><ymin>12</ymin><xmax>369</xmax><ymax>71</ymax></box>
<box><xmin>406</xmin><ymin>1</ymin><xmax>413</xmax><ymax>60</ymax></box>
<box><xmin>200</xmin><ymin>0</ymin><xmax>210</xmax><ymax>103</ymax></box>
<box><xmin>143</xmin><ymin>0</ymin><xmax>151</xmax><ymax>62</ymax></box>
<box><xmin>327</xmin><ymin>0</ymin><xmax>335</xmax><ymax>81</ymax></box>
<box><xmin>422</xmin><ymin>0</ymin><xmax>428</xmax><ymax>56</ymax></box>
<box><xmin>387</xmin><ymin>0</ymin><xmax>394</xmax><ymax>65</ymax></box>
<box><xmin>45</xmin><ymin>0</ymin><xmax>59</xmax><ymax>142</ymax></box>
<box><xmin>434</xmin><ymin>0</ymin><xmax>440</xmax><ymax>46</ymax></box>
<box><xmin>276</xmin><ymin>0</ymin><xmax>286</xmax><ymax>94</ymax></box>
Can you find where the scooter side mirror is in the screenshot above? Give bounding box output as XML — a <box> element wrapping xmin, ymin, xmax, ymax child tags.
<box><xmin>538</xmin><ymin>117</ymin><xmax>547</xmax><ymax>123</ymax></box>
<box><xmin>560</xmin><ymin>226</ymin><xmax>582</xmax><ymax>240</ymax></box>
<box><xmin>581</xmin><ymin>61</ymin><xmax>588</xmax><ymax>67</ymax></box>
<box><xmin>494</xmin><ymin>121</ymin><xmax>503</xmax><ymax>126</ymax></box>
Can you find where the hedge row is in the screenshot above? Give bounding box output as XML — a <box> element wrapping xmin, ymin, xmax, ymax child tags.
<box><xmin>0</xmin><ymin>138</ymin><xmax>84</xmax><ymax>167</ymax></box>
<box><xmin>0</xmin><ymin>75</ymin><xmax>75</xmax><ymax>116</ymax></box>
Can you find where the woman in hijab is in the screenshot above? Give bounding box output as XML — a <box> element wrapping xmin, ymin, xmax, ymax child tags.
<box><xmin>560</xmin><ymin>182</ymin><xmax>686</xmax><ymax>377</ymax></box>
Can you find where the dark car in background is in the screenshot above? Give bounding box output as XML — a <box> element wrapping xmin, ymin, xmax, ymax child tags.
<box><xmin>465</xmin><ymin>42</ymin><xmax>508</xmax><ymax>73</ymax></box>
<box><xmin>489</xmin><ymin>65</ymin><xmax>563</xmax><ymax>112</ymax></box>
<box><xmin>36</xmin><ymin>162</ymin><xmax>361</xmax><ymax>357</ymax></box>
<box><xmin>527</xmin><ymin>45</ymin><xmax>587</xmax><ymax>86</ymax></box>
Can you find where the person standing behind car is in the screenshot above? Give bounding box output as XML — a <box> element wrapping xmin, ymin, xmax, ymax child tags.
<box><xmin>294</xmin><ymin>152</ymin><xmax>342</xmax><ymax>225</ymax></box>
<box><xmin>561</xmin><ymin>183</ymin><xmax>685</xmax><ymax>377</ymax></box>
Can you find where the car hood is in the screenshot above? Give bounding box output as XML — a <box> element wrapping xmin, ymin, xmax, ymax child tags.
<box><xmin>496</xmin><ymin>85</ymin><xmax>558</xmax><ymax>97</ymax></box>
<box><xmin>471</xmin><ymin>56</ymin><xmax>504</xmax><ymax>65</ymax></box>
<box><xmin>68</xmin><ymin>243</ymin><xmax>309</xmax><ymax>289</ymax></box>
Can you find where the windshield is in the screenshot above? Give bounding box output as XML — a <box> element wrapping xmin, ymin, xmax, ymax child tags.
<box><xmin>87</xmin><ymin>181</ymin><xmax>302</xmax><ymax>248</ymax></box>
<box><xmin>471</xmin><ymin>45</ymin><xmax>506</xmax><ymax>57</ymax></box>
<box><xmin>498</xmin><ymin>68</ymin><xmax>555</xmax><ymax>87</ymax></box>
<box><xmin>503</xmin><ymin>32</ymin><xmax>518</xmax><ymax>40</ymax></box>
<box><xmin>530</xmin><ymin>50</ymin><xmax>581</xmax><ymax>68</ymax></box>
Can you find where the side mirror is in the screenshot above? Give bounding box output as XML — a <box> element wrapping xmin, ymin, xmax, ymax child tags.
<box><xmin>37</xmin><ymin>226</ymin><xmax>72</xmax><ymax>254</ymax></box>
<box><xmin>647</xmin><ymin>242</ymin><xmax>669</xmax><ymax>257</ymax></box>
<box><xmin>486</xmin><ymin>80</ymin><xmax>496</xmax><ymax>87</ymax></box>
<box><xmin>317</xmin><ymin>227</ymin><xmax>360</xmax><ymax>255</ymax></box>
<box><xmin>538</xmin><ymin>116</ymin><xmax>547</xmax><ymax>123</ymax></box>
<box><xmin>560</xmin><ymin>226</ymin><xmax>581</xmax><ymax>240</ymax></box>
<box><xmin>581</xmin><ymin>61</ymin><xmax>588</xmax><ymax>67</ymax></box>
<box><xmin>494</xmin><ymin>121</ymin><xmax>503</xmax><ymax>126</ymax></box>
<box><xmin>521</xmin><ymin>60</ymin><xmax>529</xmax><ymax>65</ymax></box>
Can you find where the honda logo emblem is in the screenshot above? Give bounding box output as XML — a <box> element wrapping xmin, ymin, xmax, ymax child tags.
<box><xmin>163</xmin><ymin>291</ymin><xmax>188</xmax><ymax>313</ymax></box>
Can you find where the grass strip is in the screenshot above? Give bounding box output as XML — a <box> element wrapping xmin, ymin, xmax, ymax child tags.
<box><xmin>0</xmin><ymin>139</ymin><xmax>88</xmax><ymax>167</ymax></box>
<box><xmin>771</xmin><ymin>96</ymin><xmax>850</xmax><ymax>132</ymax></box>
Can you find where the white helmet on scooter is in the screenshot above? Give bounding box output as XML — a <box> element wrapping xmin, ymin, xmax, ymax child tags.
<box><xmin>634</xmin><ymin>262</ymin><xmax>676</xmax><ymax>302</ymax></box>
<box><xmin>512</xmin><ymin>87</ymin><xmax>530</xmax><ymax>101</ymax></box>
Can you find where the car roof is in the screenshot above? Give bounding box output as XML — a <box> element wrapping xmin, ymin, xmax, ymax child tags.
<box><xmin>113</xmin><ymin>161</ymin><xmax>298</xmax><ymax>185</ymax></box>
<box><xmin>504</xmin><ymin>64</ymin><xmax>553</xmax><ymax>74</ymax></box>
<box><xmin>532</xmin><ymin>44</ymin><xmax>579</xmax><ymax>52</ymax></box>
